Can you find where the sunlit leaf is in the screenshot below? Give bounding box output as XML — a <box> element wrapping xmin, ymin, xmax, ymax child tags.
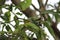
<box><xmin>25</xmin><ymin>22</ymin><xmax>40</xmax><ymax>32</ymax></box>
<box><xmin>43</xmin><ymin>21</ymin><xmax>55</xmax><ymax>38</ymax></box>
<box><xmin>13</xmin><ymin>26</ymin><xmax>29</xmax><ymax>40</ymax></box>
<box><xmin>20</xmin><ymin>30</ymin><xmax>29</xmax><ymax>40</ymax></box>
<box><xmin>25</xmin><ymin>22</ymin><xmax>44</xmax><ymax>40</ymax></box>
<box><xmin>18</xmin><ymin>0</ymin><xmax>32</xmax><ymax>10</ymax></box>
<box><xmin>42</xmin><ymin>10</ymin><xmax>57</xmax><ymax>14</ymax></box>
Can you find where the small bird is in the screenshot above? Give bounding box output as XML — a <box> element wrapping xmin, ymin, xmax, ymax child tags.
<box><xmin>11</xmin><ymin>0</ymin><xmax>37</xmax><ymax>18</ymax></box>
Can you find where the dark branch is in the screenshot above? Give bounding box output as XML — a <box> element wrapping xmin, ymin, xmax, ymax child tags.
<box><xmin>45</xmin><ymin>0</ymin><xmax>48</xmax><ymax>6</ymax></box>
<box><xmin>51</xmin><ymin>21</ymin><xmax>60</xmax><ymax>38</ymax></box>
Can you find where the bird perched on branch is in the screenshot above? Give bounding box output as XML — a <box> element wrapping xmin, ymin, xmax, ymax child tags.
<box><xmin>11</xmin><ymin>0</ymin><xmax>37</xmax><ymax>18</ymax></box>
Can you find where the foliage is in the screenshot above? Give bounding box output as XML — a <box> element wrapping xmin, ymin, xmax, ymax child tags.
<box><xmin>0</xmin><ymin>0</ymin><xmax>60</xmax><ymax>40</ymax></box>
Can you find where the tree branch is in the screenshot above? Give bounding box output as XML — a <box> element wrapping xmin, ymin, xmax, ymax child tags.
<box><xmin>45</xmin><ymin>0</ymin><xmax>48</xmax><ymax>6</ymax></box>
<box><xmin>38</xmin><ymin>0</ymin><xmax>45</xmax><ymax>11</ymax></box>
<box><xmin>11</xmin><ymin>0</ymin><xmax>37</xmax><ymax>18</ymax></box>
<box><xmin>51</xmin><ymin>21</ymin><xmax>60</xmax><ymax>38</ymax></box>
<box><xmin>31</xmin><ymin>4</ymin><xmax>39</xmax><ymax>11</ymax></box>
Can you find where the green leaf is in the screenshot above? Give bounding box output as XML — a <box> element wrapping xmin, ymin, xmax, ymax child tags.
<box><xmin>14</xmin><ymin>16</ymin><xmax>20</xmax><ymax>28</ymax></box>
<box><xmin>13</xmin><ymin>28</ymin><xmax>19</xmax><ymax>35</ymax></box>
<box><xmin>42</xmin><ymin>10</ymin><xmax>56</xmax><ymax>14</ymax></box>
<box><xmin>0</xmin><ymin>31</ymin><xmax>5</xmax><ymax>35</ymax></box>
<box><xmin>25</xmin><ymin>22</ymin><xmax>44</xmax><ymax>40</ymax></box>
<box><xmin>46</xmin><ymin>15</ymin><xmax>52</xmax><ymax>22</ymax></box>
<box><xmin>43</xmin><ymin>21</ymin><xmax>55</xmax><ymax>38</ymax></box>
<box><xmin>14</xmin><ymin>16</ymin><xmax>19</xmax><ymax>25</ymax></box>
<box><xmin>16</xmin><ymin>12</ymin><xmax>22</xmax><ymax>16</ymax></box>
<box><xmin>25</xmin><ymin>22</ymin><xmax>40</xmax><ymax>32</ymax></box>
<box><xmin>2</xmin><ymin>24</ymin><xmax>6</xmax><ymax>31</ymax></box>
<box><xmin>20</xmin><ymin>30</ymin><xmax>29</xmax><ymax>40</ymax></box>
<box><xmin>18</xmin><ymin>0</ymin><xmax>32</xmax><ymax>10</ymax></box>
<box><xmin>3</xmin><ymin>11</ymin><xmax>11</xmax><ymax>23</ymax></box>
<box><xmin>54</xmin><ymin>13</ymin><xmax>60</xmax><ymax>22</ymax></box>
<box><xmin>6</xmin><ymin>25</ymin><xmax>11</xmax><ymax>31</ymax></box>
<box><xmin>13</xmin><ymin>25</ymin><xmax>29</xmax><ymax>40</ymax></box>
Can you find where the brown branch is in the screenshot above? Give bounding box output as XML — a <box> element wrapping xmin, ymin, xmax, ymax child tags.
<box><xmin>51</xmin><ymin>21</ymin><xmax>60</xmax><ymax>38</ymax></box>
<box><xmin>22</xmin><ymin>8</ymin><xmax>37</xmax><ymax>18</ymax></box>
<box><xmin>11</xmin><ymin>0</ymin><xmax>37</xmax><ymax>18</ymax></box>
<box><xmin>45</xmin><ymin>0</ymin><xmax>48</xmax><ymax>6</ymax></box>
<box><xmin>38</xmin><ymin>0</ymin><xmax>45</xmax><ymax>11</ymax></box>
<box><xmin>11</xmin><ymin>0</ymin><xmax>20</xmax><ymax>5</ymax></box>
<box><xmin>38</xmin><ymin>0</ymin><xmax>43</xmax><ymax>7</ymax></box>
<box><xmin>31</xmin><ymin>4</ymin><xmax>39</xmax><ymax>11</ymax></box>
<box><xmin>31</xmin><ymin>4</ymin><xmax>41</xmax><ymax>13</ymax></box>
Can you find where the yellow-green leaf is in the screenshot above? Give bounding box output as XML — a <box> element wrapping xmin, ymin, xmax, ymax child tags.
<box><xmin>3</xmin><ymin>11</ymin><xmax>11</xmax><ymax>23</ymax></box>
<box><xmin>18</xmin><ymin>0</ymin><xmax>32</xmax><ymax>10</ymax></box>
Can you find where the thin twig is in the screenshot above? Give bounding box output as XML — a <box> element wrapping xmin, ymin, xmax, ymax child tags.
<box><xmin>0</xmin><ymin>21</ymin><xmax>14</xmax><ymax>28</ymax></box>
<box><xmin>11</xmin><ymin>11</ymin><xmax>24</xmax><ymax>20</ymax></box>
<box><xmin>31</xmin><ymin>4</ymin><xmax>40</xmax><ymax>12</ymax></box>
<box><xmin>0</xmin><ymin>21</ymin><xmax>5</xmax><ymax>24</ymax></box>
<box><xmin>45</xmin><ymin>0</ymin><xmax>48</xmax><ymax>6</ymax></box>
<box><xmin>38</xmin><ymin>0</ymin><xmax>43</xmax><ymax>6</ymax></box>
<box><xmin>10</xmin><ymin>19</ymin><xmax>23</xmax><ymax>22</ymax></box>
<box><xmin>31</xmin><ymin>4</ymin><xmax>41</xmax><ymax>16</ymax></box>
